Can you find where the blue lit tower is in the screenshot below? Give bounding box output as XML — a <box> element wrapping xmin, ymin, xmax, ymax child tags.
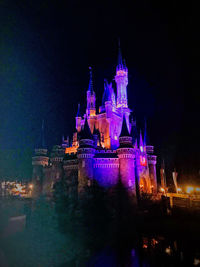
<box><xmin>77</xmin><ymin>118</ymin><xmax>95</xmax><ymax>193</ymax></box>
<box><xmin>115</xmin><ymin>41</ymin><xmax>128</xmax><ymax>109</ymax></box>
<box><xmin>117</xmin><ymin>116</ymin><xmax>136</xmax><ymax>200</ymax></box>
<box><xmin>32</xmin><ymin>120</ymin><xmax>49</xmax><ymax>197</ymax></box>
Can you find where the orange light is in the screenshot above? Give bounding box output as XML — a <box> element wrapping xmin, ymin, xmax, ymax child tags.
<box><xmin>177</xmin><ymin>187</ymin><xmax>182</xmax><ymax>193</ymax></box>
<box><xmin>65</xmin><ymin>146</ymin><xmax>78</xmax><ymax>154</ymax></box>
<box><xmin>160</xmin><ymin>187</ymin><xmax>165</xmax><ymax>193</ymax></box>
<box><xmin>116</xmin><ymin>70</ymin><xmax>127</xmax><ymax>76</ymax></box>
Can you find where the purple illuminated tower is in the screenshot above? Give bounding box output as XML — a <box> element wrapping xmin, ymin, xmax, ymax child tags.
<box><xmin>115</xmin><ymin>41</ymin><xmax>128</xmax><ymax>109</ymax></box>
<box><xmin>117</xmin><ymin>116</ymin><xmax>136</xmax><ymax>199</ymax></box>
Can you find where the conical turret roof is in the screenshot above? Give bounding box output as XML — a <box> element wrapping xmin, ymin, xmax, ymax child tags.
<box><xmin>76</xmin><ymin>103</ymin><xmax>81</xmax><ymax>117</ymax></box>
<box><xmin>80</xmin><ymin>118</ymin><xmax>93</xmax><ymax>140</ymax></box>
<box><xmin>120</xmin><ymin>115</ymin><xmax>130</xmax><ymax>137</ymax></box>
<box><xmin>36</xmin><ymin>120</ymin><xmax>47</xmax><ymax>149</ymax></box>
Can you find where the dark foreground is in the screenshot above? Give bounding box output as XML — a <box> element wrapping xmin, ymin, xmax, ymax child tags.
<box><xmin>1</xmin><ymin>184</ymin><xmax>200</xmax><ymax>267</ymax></box>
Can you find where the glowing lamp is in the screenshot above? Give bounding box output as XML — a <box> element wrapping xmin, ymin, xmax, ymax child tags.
<box><xmin>177</xmin><ymin>187</ymin><xmax>182</xmax><ymax>193</ymax></box>
<box><xmin>114</xmin><ymin>136</ymin><xmax>117</xmax><ymax>140</ymax></box>
<box><xmin>160</xmin><ymin>187</ymin><xmax>165</xmax><ymax>193</ymax></box>
<box><xmin>29</xmin><ymin>184</ymin><xmax>33</xmax><ymax>189</ymax></box>
<box><xmin>165</xmin><ymin>247</ymin><xmax>171</xmax><ymax>255</ymax></box>
<box><xmin>140</xmin><ymin>146</ymin><xmax>143</xmax><ymax>152</ymax></box>
<box><xmin>186</xmin><ymin>186</ymin><xmax>194</xmax><ymax>194</ymax></box>
<box><xmin>140</xmin><ymin>156</ymin><xmax>147</xmax><ymax>166</ymax></box>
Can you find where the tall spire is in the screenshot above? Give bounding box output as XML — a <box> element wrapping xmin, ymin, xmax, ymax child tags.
<box><xmin>76</xmin><ymin>103</ymin><xmax>81</xmax><ymax>117</ymax></box>
<box><xmin>37</xmin><ymin>119</ymin><xmax>46</xmax><ymax>149</ymax></box>
<box><xmin>117</xmin><ymin>38</ymin><xmax>123</xmax><ymax>68</ymax></box>
<box><xmin>115</xmin><ymin>39</ymin><xmax>128</xmax><ymax>108</ymax></box>
<box><xmin>139</xmin><ymin>130</ymin><xmax>143</xmax><ymax>148</ymax></box>
<box><xmin>88</xmin><ymin>66</ymin><xmax>94</xmax><ymax>94</ymax></box>
<box><xmin>41</xmin><ymin>119</ymin><xmax>45</xmax><ymax>148</ymax></box>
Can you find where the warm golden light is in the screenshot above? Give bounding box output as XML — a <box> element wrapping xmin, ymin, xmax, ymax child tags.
<box><xmin>177</xmin><ymin>187</ymin><xmax>182</xmax><ymax>193</ymax></box>
<box><xmin>186</xmin><ymin>186</ymin><xmax>194</xmax><ymax>194</ymax></box>
<box><xmin>165</xmin><ymin>246</ymin><xmax>171</xmax><ymax>255</ymax></box>
<box><xmin>160</xmin><ymin>187</ymin><xmax>165</xmax><ymax>192</ymax></box>
<box><xmin>29</xmin><ymin>184</ymin><xmax>33</xmax><ymax>189</ymax></box>
<box><xmin>65</xmin><ymin>146</ymin><xmax>78</xmax><ymax>154</ymax></box>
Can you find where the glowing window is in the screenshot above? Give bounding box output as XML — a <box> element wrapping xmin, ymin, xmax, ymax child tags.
<box><xmin>140</xmin><ymin>156</ymin><xmax>147</xmax><ymax>166</ymax></box>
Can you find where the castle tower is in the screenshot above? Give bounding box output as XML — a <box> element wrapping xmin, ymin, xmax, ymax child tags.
<box><xmin>76</xmin><ymin>104</ymin><xmax>82</xmax><ymax>132</ymax></box>
<box><xmin>77</xmin><ymin>118</ymin><xmax>95</xmax><ymax>193</ymax></box>
<box><xmin>32</xmin><ymin>121</ymin><xmax>49</xmax><ymax>197</ymax></box>
<box><xmin>117</xmin><ymin>115</ymin><xmax>136</xmax><ymax>200</ymax></box>
<box><xmin>143</xmin><ymin>122</ymin><xmax>157</xmax><ymax>193</ymax></box>
<box><xmin>146</xmin><ymin>146</ymin><xmax>157</xmax><ymax>193</ymax></box>
<box><xmin>115</xmin><ymin>41</ymin><xmax>128</xmax><ymax>109</ymax></box>
<box><xmin>86</xmin><ymin>67</ymin><xmax>96</xmax><ymax>117</ymax></box>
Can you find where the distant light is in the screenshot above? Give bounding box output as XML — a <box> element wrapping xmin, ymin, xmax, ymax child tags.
<box><xmin>165</xmin><ymin>246</ymin><xmax>171</xmax><ymax>255</ymax></box>
<box><xmin>160</xmin><ymin>187</ymin><xmax>165</xmax><ymax>193</ymax></box>
<box><xmin>140</xmin><ymin>146</ymin><xmax>143</xmax><ymax>152</ymax></box>
<box><xmin>29</xmin><ymin>184</ymin><xmax>33</xmax><ymax>189</ymax></box>
<box><xmin>195</xmin><ymin>187</ymin><xmax>200</xmax><ymax>192</ymax></box>
<box><xmin>186</xmin><ymin>186</ymin><xmax>194</xmax><ymax>194</ymax></box>
<box><xmin>114</xmin><ymin>136</ymin><xmax>117</xmax><ymax>140</ymax></box>
<box><xmin>194</xmin><ymin>258</ymin><xmax>200</xmax><ymax>266</ymax></box>
<box><xmin>177</xmin><ymin>187</ymin><xmax>182</xmax><ymax>193</ymax></box>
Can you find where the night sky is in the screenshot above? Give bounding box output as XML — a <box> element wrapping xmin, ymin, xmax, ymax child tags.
<box><xmin>0</xmin><ymin>0</ymin><xmax>198</xmax><ymax>182</ymax></box>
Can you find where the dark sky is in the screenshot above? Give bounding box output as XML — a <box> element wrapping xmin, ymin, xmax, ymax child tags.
<box><xmin>0</xmin><ymin>0</ymin><xmax>198</xmax><ymax>181</ymax></box>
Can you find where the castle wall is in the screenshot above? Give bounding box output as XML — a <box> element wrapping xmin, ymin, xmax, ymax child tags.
<box><xmin>63</xmin><ymin>161</ymin><xmax>78</xmax><ymax>196</ymax></box>
<box><xmin>93</xmin><ymin>158</ymin><xmax>119</xmax><ymax>187</ymax></box>
<box><xmin>43</xmin><ymin>162</ymin><xmax>63</xmax><ymax>196</ymax></box>
<box><xmin>118</xmin><ymin>156</ymin><xmax>136</xmax><ymax>192</ymax></box>
<box><xmin>32</xmin><ymin>165</ymin><xmax>44</xmax><ymax>197</ymax></box>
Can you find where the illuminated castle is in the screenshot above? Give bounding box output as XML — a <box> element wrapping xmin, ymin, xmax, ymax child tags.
<box><xmin>32</xmin><ymin>45</ymin><xmax>157</xmax><ymax>199</ymax></box>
